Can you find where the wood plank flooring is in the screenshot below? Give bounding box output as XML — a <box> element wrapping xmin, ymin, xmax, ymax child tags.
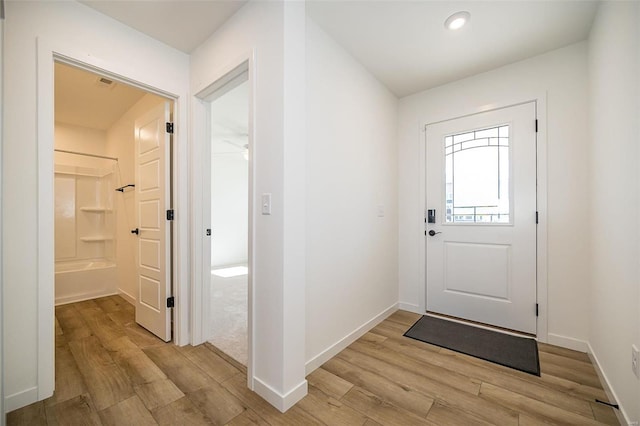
<box><xmin>7</xmin><ymin>296</ymin><xmax>620</xmax><ymax>425</ymax></box>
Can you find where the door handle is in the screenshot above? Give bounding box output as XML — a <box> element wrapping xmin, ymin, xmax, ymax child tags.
<box><xmin>428</xmin><ymin>230</ymin><xmax>442</xmax><ymax>237</ymax></box>
<box><xmin>131</xmin><ymin>228</ymin><xmax>139</xmax><ymax>235</ymax></box>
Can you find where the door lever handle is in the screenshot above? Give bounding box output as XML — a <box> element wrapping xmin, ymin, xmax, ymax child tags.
<box><xmin>428</xmin><ymin>230</ymin><xmax>442</xmax><ymax>237</ymax></box>
<box><xmin>131</xmin><ymin>228</ymin><xmax>139</xmax><ymax>235</ymax></box>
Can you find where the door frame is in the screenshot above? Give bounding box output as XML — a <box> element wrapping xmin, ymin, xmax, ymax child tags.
<box><xmin>190</xmin><ymin>51</ymin><xmax>255</xmax><ymax>389</ymax></box>
<box><xmin>420</xmin><ymin>95</ymin><xmax>548</xmax><ymax>343</ymax></box>
<box><xmin>36</xmin><ymin>37</ymin><xmax>190</xmax><ymax>399</ymax></box>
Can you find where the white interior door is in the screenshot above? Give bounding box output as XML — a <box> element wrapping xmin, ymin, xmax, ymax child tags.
<box><xmin>426</xmin><ymin>102</ymin><xmax>537</xmax><ymax>334</ymax></box>
<box><xmin>134</xmin><ymin>101</ymin><xmax>172</xmax><ymax>342</ymax></box>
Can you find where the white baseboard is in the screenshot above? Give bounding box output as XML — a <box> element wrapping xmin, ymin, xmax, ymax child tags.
<box><xmin>398</xmin><ymin>302</ymin><xmax>422</xmax><ymax>314</ymax></box>
<box><xmin>305</xmin><ymin>302</ymin><xmax>398</xmax><ymax>375</ymax></box>
<box><xmin>253</xmin><ymin>376</ymin><xmax>308</xmax><ymax>413</ymax></box>
<box><xmin>55</xmin><ymin>291</ymin><xmax>119</xmax><ymax>306</ymax></box>
<box><xmin>117</xmin><ymin>289</ymin><xmax>136</xmax><ymax>306</ymax></box>
<box><xmin>5</xmin><ymin>386</ymin><xmax>38</xmax><ymax>413</ymax></box>
<box><xmin>588</xmin><ymin>343</ymin><xmax>631</xmax><ymax>426</ymax></box>
<box><xmin>546</xmin><ymin>333</ymin><xmax>589</xmax><ymax>352</ymax></box>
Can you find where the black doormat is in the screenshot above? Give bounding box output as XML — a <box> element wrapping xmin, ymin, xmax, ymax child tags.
<box><xmin>404</xmin><ymin>315</ymin><xmax>540</xmax><ymax>376</ymax></box>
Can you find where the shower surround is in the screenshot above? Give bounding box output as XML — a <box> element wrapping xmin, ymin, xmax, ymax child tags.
<box><xmin>54</xmin><ymin>160</ymin><xmax>116</xmax><ymax>305</ymax></box>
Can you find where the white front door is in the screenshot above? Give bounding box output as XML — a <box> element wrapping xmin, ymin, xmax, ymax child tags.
<box><xmin>425</xmin><ymin>102</ymin><xmax>537</xmax><ymax>334</ymax></box>
<box><xmin>134</xmin><ymin>101</ymin><xmax>172</xmax><ymax>342</ymax></box>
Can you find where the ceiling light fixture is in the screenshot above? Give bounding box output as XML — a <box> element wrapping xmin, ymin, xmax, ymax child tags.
<box><xmin>445</xmin><ymin>11</ymin><xmax>470</xmax><ymax>30</ymax></box>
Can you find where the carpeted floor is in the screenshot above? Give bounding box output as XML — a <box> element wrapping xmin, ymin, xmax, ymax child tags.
<box><xmin>209</xmin><ymin>267</ymin><xmax>248</xmax><ymax>365</ymax></box>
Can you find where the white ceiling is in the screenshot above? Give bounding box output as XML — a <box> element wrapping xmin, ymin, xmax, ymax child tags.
<box><xmin>80</xmin><ymin>0</ymin><xmax>248</xmax><ymax>53</ymax></box>
<box><xmin>55</xmin><ymin>62</ymin><xmax>147</xmax><ymax>130</ymax></box>
<box><xmin>307</xmin><ymin>1</ymin><xmax>599</xmax><ymax>97</ymax></box>
<box><xmin>78</xmin><ymin>0</ymin><xmax>599</xmax><ymax>98</ymax></box>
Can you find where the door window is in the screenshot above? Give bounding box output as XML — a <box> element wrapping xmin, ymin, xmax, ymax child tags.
<box><xmin>445</xmin><ymin>125</ymin><xmax>510</xmax><ymax>223</ymax></box>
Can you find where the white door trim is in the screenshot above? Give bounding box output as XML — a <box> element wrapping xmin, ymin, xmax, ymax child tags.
<box><xmin>419</xmin><ymin>94</ymin><xmax>548</xmax><ymax>343</ymax></box>
<box><xmin>35</xmin><ymin>37</ymin><xmax>190</xmax><ymax>400</ymax></box>
<box><xmin>190</xmin><ymin>50</ymin><xmax>256</xmax><ymax>389</ymax></box>
<box><xmin>1</xmin><ymin>17</ymin><xmax>5</xmax><ymax>422</ymax></box>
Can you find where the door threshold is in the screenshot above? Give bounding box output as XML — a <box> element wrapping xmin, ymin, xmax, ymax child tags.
<box><xmin>205</xmin><ymin>342</ymin><xmax>247</xmax><ymax>374</ymax></box>
<box><xmin>425</xmin><ymin>311</ymin><xmax>536</xmax><ymax>339</ymax></box>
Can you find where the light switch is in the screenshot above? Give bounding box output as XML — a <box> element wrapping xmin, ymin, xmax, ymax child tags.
<box><xmin>261</xmin><ymin>193</ymin><xmax>272</xmax><ymax>215</ymax></box>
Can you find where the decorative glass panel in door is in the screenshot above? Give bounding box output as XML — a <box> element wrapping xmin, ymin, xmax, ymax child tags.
<box><xmin>445</xmin><ymin>125</ymin><xmax>510</xmax><ymax>223</ymax></box>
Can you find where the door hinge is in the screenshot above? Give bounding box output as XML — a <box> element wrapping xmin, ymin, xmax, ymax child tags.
<box><xmin>206</xmin><ymin>229</ymin><xmax>211</xmax><ymax>236</ymax></box>
<box><xmin>536</xmin><ymin>211</ymin><xmax>539</xmax><ymax>224</ymax></box>
<box><xmin>166</xmin><ymin>122</ymin><xmax>174</xmax><ymax>134</ymax></box>
<box><xmin>167</xmin><ymin>296</ymin><xmax>175</xmax><ymax>308</ymax></box>
<box><xmin>535</xmin><ymin>119</ymin><xmax>538</xmax><ymax>133</ymax></box>
<box><xmin>166</xmin><ymin>209</ymin><xmax>174</xmax><ymax>221</ymax></box>
<box><xmin>535</xmin><ymin>303</ymin><xmax>539</xmax><ymax>317</ymax></box>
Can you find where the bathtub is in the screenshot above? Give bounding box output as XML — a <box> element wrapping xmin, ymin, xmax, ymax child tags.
<box><xmin>55</xmin><ymin>259</ymin><xmax>117</xmax><ymax>305</ymax></box>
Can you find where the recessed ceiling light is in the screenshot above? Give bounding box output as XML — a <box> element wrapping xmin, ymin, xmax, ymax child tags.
<box><xmin>445</xmin><ymin>11</ymin><xmax>470</xmax><ymax>30</ymax></box>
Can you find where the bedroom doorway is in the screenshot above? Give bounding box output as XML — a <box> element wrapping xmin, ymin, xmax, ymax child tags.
<box><xmin>203</xmin><ymin>63</ymin><xmax>251</xmax><ymax>366</ymax></box>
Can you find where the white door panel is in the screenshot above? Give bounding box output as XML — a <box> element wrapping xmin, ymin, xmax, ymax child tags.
<box><xmin>426</xmin><ymin>102</ymin><xmax>537</xmax><ymax>334</ymax></box>
<box><xmin>139</xmin><ymin>239</ymin><xmax>160</xmax><ymax>269</ymax></box>
<box><xmin>140</xmin><ymin>201</ymin><xmax>160</xmax><ymax>229</ymax></box>
<box><xmin>135</xmin><ymin>101</ymin><xmax>172</xmax><ymax>342</ymax></box>
<box><xmin>443</xmin><ymin>242</ymin><xmax>511</xmax><ymax>299</ymax></box>
<box><xmin>139</xmin><ymin>160</ymin><xmax>160</xmax><ymax>191</ymax></box>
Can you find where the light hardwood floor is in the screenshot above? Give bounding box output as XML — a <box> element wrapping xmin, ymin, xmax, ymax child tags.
<box><xmin>7</xmin><ymin>296</ymin><xmax>620</xmax><ymax>425</ymax></box>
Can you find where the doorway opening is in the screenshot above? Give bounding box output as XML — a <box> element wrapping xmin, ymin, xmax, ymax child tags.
<box><xmin>209</xmin><ymin>79</ymin><xmax>249</xmax><ymax>364</ymax></box>
<box><xmin>204</xmin><ymin>65</ymin><xmax>250</xmax><ymax>366</ymax></box>
<box><xmin>53</xmin><ymin>61</ymin><xmax>175</xmax><ymax>342</ymax></box>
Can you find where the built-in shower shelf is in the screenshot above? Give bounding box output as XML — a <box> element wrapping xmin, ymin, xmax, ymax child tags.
<box><xmin>80</xmin><ymin>207</ymin><xmax>112</xmax><ymax>213</ymax></box>
<box><xmin>80</xmin><ymin>236</ymin><xmax>114</xmax><ymax>242</ymax></box>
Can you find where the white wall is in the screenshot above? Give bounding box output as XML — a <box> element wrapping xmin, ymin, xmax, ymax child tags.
<box><xmin>210</xmin><ymin>152</ymin><xmax>249</xmax><ymax>267</ymax></box>
<box><xmin>305</xmin><ymin>18</ymin><xmax>399</xmax><ymax>371</ymax></box>
<box><xmin>3</xmin><ymin>0</ymin><xmax>189</xmax><ymax>412</ymax></box>
<box><xmin>398</xmin><ymin>42</ymin><xmax>590</xmax><ymax>348</ymax></box>
<box><xmin>55</xmin><ymin>124</ymin><xmax>107</xmax><ymax>156</ymax></box>
<box><xmin>588</xmin><ymin>2</ymin><xmax>640</xmax><ymax>423</ymax></box>
<box><xmin>191</xmin><ymin>0</ymin><xmax>307</xmax><ymax>411</ymax></box>
<box><xmin>106</xmin><ymin>94</ymin><xmax>166</xmax><ymax>304</ymax></box>
<box><xmin>210</xmin><ymin>83</ymin><xmax>249</xmax><ymax>267</ymax></box>
<box><xmin>1</xmin><ymin>13</ymin><xmax>5</xmax><ymax>426</ymax></box>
